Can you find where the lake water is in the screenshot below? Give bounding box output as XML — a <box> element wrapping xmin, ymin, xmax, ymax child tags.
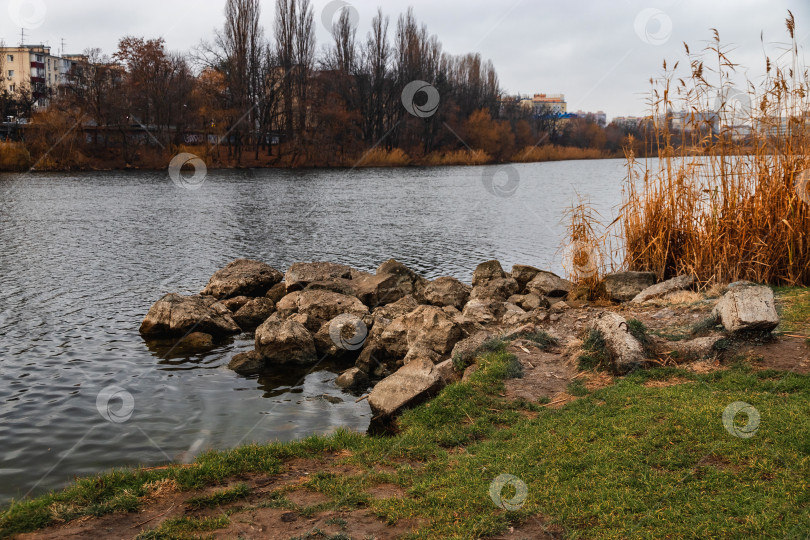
<box><xmin>0</xmin><ymin>159</ymin><xmax>628</xmax><ymax>504</ymax></box>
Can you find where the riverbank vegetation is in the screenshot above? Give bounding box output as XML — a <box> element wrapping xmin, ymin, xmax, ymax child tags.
<box><xmin>612</xmin><ymin>14</ymin><xmax>810</xmax><ymax>287</ymax></box>
<box><xmin>0</xmin><ymin>0</ymin><xmax>634</xmax><ymax>172</ymax></box>
<box><xmin>2</xmin><ymin>325</ymin><xmax>809</xmax><ymax>538</ymax></box>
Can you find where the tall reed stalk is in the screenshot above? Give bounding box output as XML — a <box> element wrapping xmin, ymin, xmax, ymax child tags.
<box><xmin>619</xmin><ymin>13</ymin><xmax>810</xmax><ymax>286</ymax></box>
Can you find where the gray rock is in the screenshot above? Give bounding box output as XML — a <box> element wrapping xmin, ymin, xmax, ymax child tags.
<box><xmin>353</xmin><ymin>272</ymin><xmax>416</xmax><ymax>307</ymax></box>
<box><xmin>472</xmin><ymin>260</ymin><xmax>506</xmax><ymax>287</ymax></box>
<box><xmin>373</xmin><ymin>295</ymin><xmax>420</xmax><ymax>320</ymax></box>
<box><xmin>526</xmin><ymin>271</ymin><xmax>573</xmax><ymax>298</ymax></box>
<box><xmin>470</xmin><ymin>277</ymin><xmax>520</xmax><ymax>302</ymax></box>
<box><xmin>599</xmin><ymin>271</ymin><xmax>657</xmax><ymax>302</ymax></box>
<box><xmin>275</xmin><ymin>289</ymin><xmax>369</xmax><ymax>331</ymax></box>
<box><xmin>424</xmin><ymin>277</ymin><xmax>472</xmax><ymax>310</ymax></box>
<box><xmin>254</xmin><ymin>319</ymin><xmax>317</xmax><ymax>364</ymax></box>
<box><xmin>221</xmin><ymin>296</ymin><xmax>251</xmax><ymax>313</ymax></box>
<box><xmin>202</xmin><ymin>259</ymin><xmax>283</xmax><ymax>299</ymax></box>
<box><xmin>304</xmin><ymin>278</ymin><xmax>357</xmax><ymax>297</ymax></box>
<box><xmin>335</xmin><ymin>367</ymin><xmax>369</xmax><ymax>389</ymax></box>
<box><xmin>632</xmin><ymin>275</ymin><xmax>696</xmax><ymax>304</ymax></box>
<box><xmin>501</xmin><ymin>303</ymin><xmax>528</xmax><ymax>326</ymax></box>
<box><xmin>664</xmin><ymin>336</ymin><xmax>723</xmax><ymax>360</ymax></box>
<box><xmin>228</xmin><ymin>350</ymin><xmax>264</xmax><ymax>375</ymax></box>
<box><xmin>233</xmin><ymin>298</ymin><xmax>276</xmax><ymax>329</ymax></box>
<box><xmin>592</xmin><ymin>311</ymin><xmax>646</xmax><ymax>373</ymax></box>
<box><xmin>402</xmin><ymin>305</ymin><xmax>463</xmax><ymax>355</ymax></box>
<box><xmin>461</xmin><ymin>299</ymin><xmax>499</xmax><ymax>325</ymax></box>
<box><xmin>711</xmin><ymin>286</ymin><xmax>779</xmax><ymax>333</ymax></box>
<box><xmin>375</xmin><ymin>260</ymin><xmax>429</xmax><ymax>302</ymax></box>
<box><xmin>510</xmin><ymin>264</ymin><xmax>542</xmax><ymax>292</ymax></box>
<box><xmin>265</xmin><ymin>282</ymin><xmax>288</xmax><ymax>303</ymax></box>
<box><xmin>368</xmin><ymin>358</ymin><xmax>444</xmax><ymax>418</ymax></box>
<box><xmin>284</xmin><ymin>262</ymin><xmax>353</xmax><ymax>292</ymax></box>
<box><xmin>139</xmin><ymin>294</ymin><xmax>241</xmax><ymax>337</ymax></box>
<box><xmin>451</xmin><ymin>330</ymin><xmax>495</xmax><ymax>366</ymax></box>
<box><xmin>435</xmin><ymin>359</ymin><xmax>459</xmax><ymax>385</ymax></box>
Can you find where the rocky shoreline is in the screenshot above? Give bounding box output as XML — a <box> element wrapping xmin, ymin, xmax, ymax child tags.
<box><xmin>140</xmin><ymin>258</ymin><xmax>781</xmax><ymax>423</ymax></box>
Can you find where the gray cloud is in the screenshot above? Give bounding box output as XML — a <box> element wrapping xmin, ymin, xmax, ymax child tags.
<box><xmin>2</xmin><ymin>0</ymin><xmax>807</xmax><ymax>118</ymax></box>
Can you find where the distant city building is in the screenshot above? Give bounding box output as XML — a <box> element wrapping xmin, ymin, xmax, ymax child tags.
<box><xmin>0</xmin><ymin>44</ymin><xmax>87</xmax><ymax>107</ymax></box>
<box><xmin>522</xmin><ymin>93</ymin><xmax>567</xmax><ymax>116</ymax></box>
<box><xmin>612</xmin><ymin>116</ymin><xmax>644</xmax><ymax>129</ymax></box>
<box><xmin>573</xmin><ymin>109</ymin><xmax>607</xmax><ymax>127</ymax></box>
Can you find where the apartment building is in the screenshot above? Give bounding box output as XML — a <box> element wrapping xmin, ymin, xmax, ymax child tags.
<box><xmin>0</xmin><ymin>44</ymin><xmax>86</xmax><ymax>107</ymax></box>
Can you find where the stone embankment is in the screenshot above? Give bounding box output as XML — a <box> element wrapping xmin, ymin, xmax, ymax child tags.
<box><xmin>141</xmin><ymin>259</ymin><xmax>781</xmax><ymax>420</ymax></box>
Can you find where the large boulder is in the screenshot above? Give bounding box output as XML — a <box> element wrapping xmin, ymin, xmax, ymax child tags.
<box><xmin>632</xmin><ymin>275</ymin><xmax>696</xmax><ymax>304</ymax></box>
<box><xmin>368</xmin><ymin>358</ymin><xmax>444</xmax><ymax>418</ymax></box>
<box><xmin>233</xmin><ymin>298</ymin><xmax>276</xmax><ymax>329</ymax></box>
<box><xmin>599</xmin><ymin>271</ymin><xmax>656</xmax><ymax>303</ymax></box>
<box><xmin>254</xmin><ymin>319</ymin><xmax>317</xmax><ymax>364</ymax></box>
<box><xmin>470</xmin><ymin>277</ymin><xmax>520</xmax><ymax>302</ymax></box>
<box><xmin>424</xmin><ymin>277</ymin><xmax>471</xmax><ymax>309</ymax></box>
<box><xmin>402</xmin><ymin>305</ymin><xmax>463</xmax><ymax>355</ymax></box>
<box><xmin>375</xmin><ymin>259</ymin><xmax>429</xmax><ymax>302</ymax></box>
<box><xmin>526</xmin><ymin>271</ymin><xmax>573</xmax><ymax>298</ymax></box>
<box><xmin>313</xmin><ymin>314</ymin><xmax>369</xmax><ymax>357</ymax></box>
<box><xmin>265</xmin><ymin>282</ymin><xmax>288</xmax><ymax>303</ymax></box>
<box><xmin>511</xmin><ymin>264</ymin><xmax>542</xmax><ymax>292</ymax></box>
<box><xmin>304</xmin><ymin>278</ymin><xmax>357</xmax><ymax>297</ymax></box>
<box><xmin>461</xmin><ymin>299</ymin><xmax>502</xmax><ymax>325</ymax></box>
<box><xmin>275</xmin><ymin>289</ymin><xmax>369</xmax><ymax>331</ymax></box>
<box><xmin>140</xmin><ymin>294</ymin><xmax>241</xmax><ymax>337</ymax></box>
<box><xmin>285</xmin><ymin>262</ymin><xmax>353</xmax><ymax>292</ymax></box>
<box><xmin>591</xmin><ymin>311</ymin><xmax>646</xmax><ymax>373</ymax></box>
<box><xmin>711</xmin><ymin>285</ymin><xmax>779</xmax><ymax>333</ymax></box>
<box><xmin>472</xmin><ymin>260</ymin><xmax>506</xmax><ymax>287</ymax></box>
<box><xmin>353</xmin><ymin>272</ymin><xmax>415</xmax><ymax>307</ymax></box>
<box><xmin>202</xmin><ymin>259</ymin><xmax>283</xmax><ymax>299</ymax></box>
<box><xmin>373</xmin><ymin>295</ymin><xmax>420</xmax><ymax>320</ymax></box>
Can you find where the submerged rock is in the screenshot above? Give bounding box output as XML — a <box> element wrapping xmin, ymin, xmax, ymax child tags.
<box><xmin>335</xmin><ymin>367</ymin><xmax>369</xmax><ymax>389</ymax></box>
<box><xmin>228</xmin><ymin>350</ymin><xmax>264</xmax><ymax>375</ymax></box>
<box><xmin>139</xmin><ymin>293</ymin><xmax>241</xmax><ymax>337</ymax></box>
<box><xmin>202</xmin><ymin>259</ymin><xmax>283</xmax><ymax>299</ymax></box>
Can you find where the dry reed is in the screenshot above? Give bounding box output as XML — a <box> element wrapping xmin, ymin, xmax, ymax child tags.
<box><xmin>618</xmin><ymin>13</ymin><xmax>810</xmax><ymax>286</ymax></box>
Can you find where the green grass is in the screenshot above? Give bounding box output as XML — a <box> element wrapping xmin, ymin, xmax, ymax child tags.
<box><xmin>184</xmin><ymin>483</ymin><xmax>250</xmax><ymax>510</ymax></box>
<box><xmin>773</xmin><ymin>286</ymin><xmax>810</xmax><ymax>335</ymax></box>
<box><xmin>578</xmin><ymin>328</ymin><xmax>611</xmax><ymax>371</ymax></box>
<box><xmin>136</xmin><ymin>515</ymin><xmax>230</xmax><ymax>539</ymax></box>
<box><xmin>3</xmin><ymin>350</ymin><xmax>810</xmax><ymax>538</ymax></box>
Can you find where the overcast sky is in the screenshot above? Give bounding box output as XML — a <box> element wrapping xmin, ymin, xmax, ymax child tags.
<box><xmin>1</xmin><ymin>0</ymin><xmax>808</xmax><ymax>118</ymax></box>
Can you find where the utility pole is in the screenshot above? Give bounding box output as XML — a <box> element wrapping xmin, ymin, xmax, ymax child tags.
<box><xmin>19</xmin><ymin>28</ymin><xmax>25</xmax><ymax>46</ymax></box>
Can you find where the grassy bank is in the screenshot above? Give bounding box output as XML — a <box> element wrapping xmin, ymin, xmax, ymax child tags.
<box><xmin>2</xmin><ymin>334</ymin><xmax>809</xmax><ymax>538</ymax></box>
